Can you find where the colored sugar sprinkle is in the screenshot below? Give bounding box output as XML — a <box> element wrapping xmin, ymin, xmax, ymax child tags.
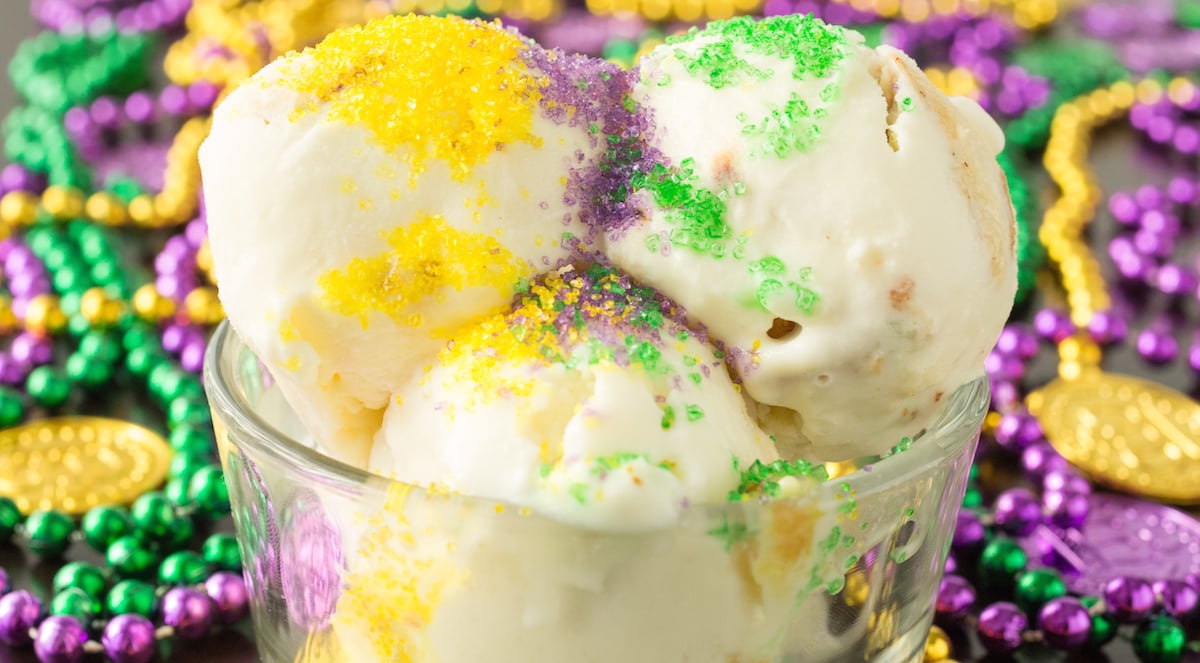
<box><xmin>568</xmin><ymin>483</ymin><xmax>590</xmax><ymax>504</ymax></box>
<box><xmin>518</xmin><ymin>48</ymin><xmax>659</xmax><ymax>236</ymax></box>
<box><xmin>557</xmin><ymin>452</ymin><xmax>682</xmax><ymax>506</ymax></box>
<box><xmin>334</xmin><ymin>485</ymin><xmax>461</xmax><ymax>663</ymax></box>
<box><xmin>728</xmin><ymin>457</ymin><xmax>828</xmax><ymax>501</ymax></box>
<box><xmin>576</xmin><ymin>453</ymin><xmax>679</xmax><ymax>499</ymax></box>
<box><xmin>881</xmin><ymin>436</ymin><xmax>916</xmax><ymax>458</ymax></box>
<box><xmin>437</xmin><ymin>262</ymin><xmax>713</xmax><ymax>406</ymax></box>
<box><xmin>593</xmin><ymin>453</ymin><xmax>635</xmax><ymax>473</ymax></box>
<box><xmin>748</xmin><ymin>258</ymin><xmax>820</xmax><ymax>314</ymax></box>
<box><xmin>836</xmin><ymin>482</ymin><xmax>857</xmax><ymax>516</ymax></box>
<box><xmin>633</xmin><ymin>159</ymin><xmax>747</xmax><ymax>259</ymax></box>
<box><xmin>818</xmin><ymin>524</ymin><xmax>842</xmax><ymax>553</ymax></box>
<box><xmin>279</xmin><ymin>15</ymin><xmax>544</xmax><ymax>182</ymax></box>
<box><xmin>708</xmin><ymin>517</ymin><xmax>752</xmax><ymax>551</ymax></box>
<box><xmin>317</xmin><ymin>214</ymin><xmax>530</xmax><ymax>330</ymax></box>
<box><xmin>665</xmin><ymin>14</ymin><xmax>852</xmax><ymax>90</ymax></box>
<box><xmin>672</xmin><ymin>41</ymin><xmax>772</xmax><ymax>90</ymax></box>
<box><xmin>738</xmin><ymin>92</ymin><xmax>829</xmax><ymax>158</ymax></box>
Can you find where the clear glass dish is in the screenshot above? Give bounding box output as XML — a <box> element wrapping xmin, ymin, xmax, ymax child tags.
<box><xmin>204</xmin><ymin>321</ymin><xmax>986</xmax><ymax>663</ymax></box>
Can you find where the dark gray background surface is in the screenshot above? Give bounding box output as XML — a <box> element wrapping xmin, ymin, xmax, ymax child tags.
<box><xmin>1</xmin><ymin>8</ymin><xmax>35</xmax><ymax>115</ymax></box>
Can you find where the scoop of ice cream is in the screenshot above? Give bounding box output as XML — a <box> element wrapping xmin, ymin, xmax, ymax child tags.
<box><xmin>369</xmin><ymin>263</ymin><xmax>783</xmax><ymax>530</ymax></box>
<box><xmin>317</xmin><ymin>478</ymin><xmax>852</xmax><ymax>663</ymax></box>
<box><xmin>201</xmin><ymin>15</ymin><xmax>637</xmax><ymax>466</ymax></box>
<box><xmin>606</xmin><ymin>15</ymin><xmax>1016</xmax><ymax>460</ymax></box>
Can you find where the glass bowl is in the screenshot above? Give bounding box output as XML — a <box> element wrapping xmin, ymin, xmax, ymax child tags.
<box><xmin>204</xmin><ymin>321</ymin><xmax>986</xmax><ymax>663</ymax></box>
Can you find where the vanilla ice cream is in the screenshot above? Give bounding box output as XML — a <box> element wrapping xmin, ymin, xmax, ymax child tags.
<box><xmin>204</xmin><ymin>12</ymin><xmax>1013</xmax><ymax>663</ymax></box>
<box><xmin>368</xmin><ymin>263</ymin><xmax>783</xmax><ymax>530</ymax></box>
<box><xmin>607</xmin><ymin>17</ymin><xmax>1016</xmax><ymax>460</ymax></box>
<box><xmin>201</xmin><ymin>16</ymin><xmax>636</xmax><ymax>467</ymax></box>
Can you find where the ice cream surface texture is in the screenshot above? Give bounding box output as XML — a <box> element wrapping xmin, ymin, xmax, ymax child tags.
<box><xmin>203</xmin><ymin>12</ymin><xmax>1014</xmax><ymax>663</ymax></box>
<box><xmin>201</xmin><ymin>16</ymin><xmax>633</xmax><ymax>468</ymax></box>
<box><xmin>203</xmin><ymin>13</ymin><xmax>1014</xmax><ymax>515</ymax></box>
<box><xmin>370</xmin><ymin>263</ymin><xmax>782</xmax><ymax>531</ymax></box>
<box><xmin>607</xmin><ymin>19</ymin><xmax>1015</xmax><ymax>459</ymax></box>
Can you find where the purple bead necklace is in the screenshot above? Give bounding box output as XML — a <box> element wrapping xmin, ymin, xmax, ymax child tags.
<box><xmin>941</xmin><ymin>455</ymin><xmax>1200</xmax><ymax>657</ymax></box>
<box><xmin>0</xmin><ymin>237</ymin><xmax>57</xmax><ymax>387</ymax></box>
<box><xmin>757</xmin><ymin>0</ymin><xmax>1051</xmax><ymax>123</ymax></box>
<box><xmin>64</xmin><ymin>83</ymin><xmax>219</xmax><ymax>165</ymax></box>
<box><xmin>1128</xmin><ymin>81</ymin><xmax>1200</xmax><ymax>157</ymax></box>
<box><xmin>154</xmin><ymin>216</ymin><xmax>209</xmax><ymax>373</ymax></box>
<box><xmin>0</xmin><ymin>164</ymin><xmax>47</xmax><ymax>201</ymax></box>
<box><xmin>1</xmin><ymin>579</ymin><xmax>248</xmax><ymax>663</ymax></box>
<box><xmin>31</xmin><ymin>0</ymin><xmax>192</xmax><ymax>35</ymax></box>
<box><xmin>939</xmin><ymin>313</ymin><xmax>1200</xmax><ymax>660</ymax></box>
<box><xmin>760</xmin><ymin>0</ymin><xmax>878</xmax><ymax>26</ymax></box>
<box><xmin>883</xmin><ymin>15</ymin><xmax>1049</xmax><ymax>118</ymax></box>
<box><xmin>1080</xmin><ymin>0</ymin><xmax>1200</xmax><ymax>74</ymax></box>
<box><xmin>1105</xmin><ymin>176</ymin><xmax>1200</xmax><ymax>370</ymax></box>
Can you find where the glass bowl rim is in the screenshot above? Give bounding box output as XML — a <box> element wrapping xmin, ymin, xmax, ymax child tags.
<box><xmin>203</xmin><ymin>320</ymin><xmax>990</xmax><ymax>507</ymax></box>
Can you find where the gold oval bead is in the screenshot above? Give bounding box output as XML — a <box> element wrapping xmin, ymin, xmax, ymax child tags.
<box><xmin>79</xmin><ymin>287</ymin><xmax>125</xmax><ymax>327</ymax></box>
<box><xmin>195</xmin><ymin>241</ymin><xmax>215</xmax><ymax>283</ymax></box>
<box><xmin>874</xmin><ymin>0</ymin><xmax>902</xmax><ymax>16</ymax></box>
<box><xmin>1109</xmin><ymin>81</ymin><xmax>1136</xmax><ymax>109</ymax></box>
<box><xmin>1168</xmin><ymin>77</ymin><xmax>1196</xmax><ymax>106</ymax></box>
<box><xmin>924</xmin><ymin>625</ymin><xmax>952</xmax><ymax>662</ymax></box>
<box><xmin>900</xmin><ymin>0</ymin><xmax>932</xmax><ymax>23</ymax></box>
<box><xmin>153</xmin><ymin>195</ymin><xmax>183</xmax><ymax>227</ymax></box>
<box><xmin>41</xmin><ymin>186</ymin><xmax>85</xmax><ymax>221</ymax></box>
<box><xmin>24</xmin><ymin>294</ymin><xmax>68</xmax><ymax>337</ymax></box>
<box><xmin>184</xmin><ymin>286</ymin><xmax>225</xmax><ymax>326</ymax></box>
<box><xmin>1087</xmin><ymin>93</ymin><xmax>1114</xmax><ymax>119</ymax></box>
<box><xmin>0</xmin><ymin>295</ymin><xmax>16</xmax><ymax>334</ymax></box>
<box><xmin>78</xmin><ymin>287</ymin><xmax>108</xmax><ymax>322</ymax></box>
<box><xmin>1136</xmin><ymin>79</ymin><xmax>1164</xmax><ymax>104</ymax></box>
<box><xmin>85</xmin><ymin>192</ymin><xmax>128</xmax><ymax>227</ymax></box>
<box><xmin>0</xmin><ymin>190</ymin><xmax>39</xmax><ymax>227</ymax></box>
<box><xmin>128</xmin><ymin>195</ymin><xmax>159</xmax><ymax>227</ymax></box>
<box><xmin>931</xmin><ymin>0</ymin><xmax>960</xmax><ymax>14</ymax></box>
<box><xmin>131</xmin><ymin>284</ymin><xmax>176</xmax><ymax>323</ymax></box>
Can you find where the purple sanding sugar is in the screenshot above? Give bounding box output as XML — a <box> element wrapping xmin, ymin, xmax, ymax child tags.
<box><xmin>520</xmin><ymin>48</ymin><xmax>665</xmax><ymax>237</ymax></box>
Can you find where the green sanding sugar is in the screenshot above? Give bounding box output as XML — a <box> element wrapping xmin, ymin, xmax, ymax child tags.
<box><xmin>819</xmin><ymin>524</ymin><xmax>842</xmax><ymax>553</ymax></box>
<box><xmin>739</xmin><ymin>93</ymin><xmax>828</xmax><ymax>158</ymax></box>
<box><xmin>592</xmin><ymin>452</ymin><xmax>649</xmax><ymax>475</ymax></box>
<box><xmin>635</xmin><ymin>159</ymin><xmax>745</xmax><ymax>259</ymax></box>
<box><xmin>748</xmin><ymin>257</ymin><xmax>786</xmax><ymax>275</ymax></box>
<box><xmin>666</xmin><ymin>14</ymin><xmax>852</xmax><ymax>90</ymax></box>
<box><xmin>836</xmin><ymin>481</ymin><xmax>857</xmax><ymax>516</ymax></box>
<box><xmin>672</xmin><ymin>41</ymin><xmax>772</xmax><ymax>90</ymax></box>
<box><xmin>728</xmin><ymin>457</ymin><xmax>829</xmax><ymax>501</ymax></box>
<box><xmin>708</xmin><ymin>518</ymin><xmax>752</xmax><ymax>551</ymax></box>
<box><xmin>660</xmin><ymin>404</ymin><xmax>676</xmax><ymax>429</ymax></box>
<box><xmin>748</xmin><ymin>257</ymin><xmax>820</xmax><ymax>315</ymax></box>
<box><xmin>591</xmin><ymin>452</ymin><xmax>677</xmax><ymax>476</ymax></box>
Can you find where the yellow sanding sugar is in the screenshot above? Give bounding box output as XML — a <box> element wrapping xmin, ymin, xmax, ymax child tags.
<box><xmin>332</xmin><ymin>484</ymin><xmax>463</xmax><ymax>662</ymax></box>
<box><xmin>279</xmin><ymin>14</ymin><xmax>546</xmax><ymax>181</ymax></box>
<box><xmin>317</xmin><ymin>213</ymin><xmax>531</xmax><ymax>329</ymax></box>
